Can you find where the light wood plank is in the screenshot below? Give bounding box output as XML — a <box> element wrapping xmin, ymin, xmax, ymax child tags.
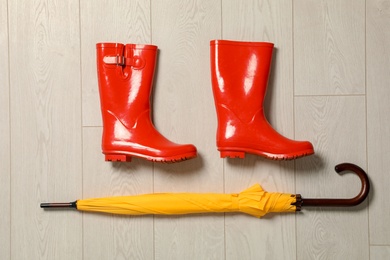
<box><xmin>371</xmin><ymin>246</ymin><xmax>390</xmax><ymax>259</ymax></box>
<box><xmin>294</xmin><ymin>0</ymin><xmax>365</xmax><ymax>95</ymax></box>
<box><xmin>9</xmin><ymin>0</ymin><xmax>82</xmax><ymax>259</ymax></box>
<box><xmin>82</xmin><ymin>128</ymin><xmax>154</xmax><ymax>260</ymax></box>
<box><xmin>367</xmin><ymin>0</ymin><xmax>390</xmax><ymax>245</ymax></box>
<box><xmin>151</xmin><ymin>0</ymin><xmax>224</xmax><ymax>259</ymax></box>
<box><xmin>80</xmin><ymin>1</ymin><xmax>155</xmax><ymax>257</ymax></box>
<box><xmin>222</xmin><ymin>1</ymin><xmax>297</xmax><ymax>259</ymax></box>
<box><xmin>5</xmin><ymin>0</ymin><xmax>390</xmax><ymax>258</ymax></box>
<box><xmin>295</xmin><ymin>96</ymin><xmax>368</xmax><ymax>259</ymax></box>
<box><xmin>81</xmin><ymin>0</ymin><xmax>152</xmax><ymax>127</ymax></box>
<box><xmin>0</xmin><ymin>0</ymin><xmax>10</xmax><ymax>258</ymax></box>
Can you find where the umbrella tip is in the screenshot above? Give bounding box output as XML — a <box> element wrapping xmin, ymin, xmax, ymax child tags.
<box><xmin>40</xmin><ymin>201</ymin><xmax>77</xmax><ymax>209</ymax></box>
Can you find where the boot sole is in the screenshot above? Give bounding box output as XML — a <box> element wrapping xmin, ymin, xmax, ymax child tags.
<box><xmin>103</xmin><ymin>151</ymin><xmax>197</xmax><ymax>163</ymax></box>
<box><xmin>218</xmin><ymin>147</ymin><xmax>314</xmax><ymax>160</ymax></box>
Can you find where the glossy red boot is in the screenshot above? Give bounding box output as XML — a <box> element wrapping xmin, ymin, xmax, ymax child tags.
<box><xmin>210</xmin><ymin>40</ymin><xmax>314</xmax><ymax>160</ymax></box>
<box><xmin>96</xmin><ymin>43</ymin><xmax>197</xmax><ymax>162</ymax></box>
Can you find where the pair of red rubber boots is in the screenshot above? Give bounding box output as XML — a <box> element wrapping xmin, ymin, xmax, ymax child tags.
<box><xmin>96</xmin><ymin>40</ymin><xmax>314</xmax><ymax>163</ymax></box>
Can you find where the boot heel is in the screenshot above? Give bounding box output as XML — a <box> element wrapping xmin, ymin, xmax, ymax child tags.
<box><xmin>220</xmin><ymin>151</ymin><xmax>245</xmax><ymax>159</ymax></box>
<box><xmin>105</xmin><ymin>154</ymin><xmax>132</xmax><ymax>162</ymax></box>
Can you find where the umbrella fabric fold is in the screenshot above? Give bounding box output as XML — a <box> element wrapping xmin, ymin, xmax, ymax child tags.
<box><xmin>237</xmin><ymin>184</ymin><xmax>297</xmax><ymax>217</ymax></box>
<box><xmin>76</xmin><ymin>184</ymin><xmax>297</xmax><ymax>218</ymax></box>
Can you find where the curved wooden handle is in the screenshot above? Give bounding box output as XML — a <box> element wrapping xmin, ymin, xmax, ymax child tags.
<box><xmin>294</xmin><ymin>163</ymin><xmax>370</xmax><ymax>209</ymax></box>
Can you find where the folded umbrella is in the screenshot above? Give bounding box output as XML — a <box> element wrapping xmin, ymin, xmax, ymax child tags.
<box><xmin>41</xmin><ymin>163</ymin><xmax>369</xmax><ymax>217</ymax></box>
<box><xmin>45</xmin><ymin>184</ymin><xmax>296</xmax><ymax>218</ymax></box>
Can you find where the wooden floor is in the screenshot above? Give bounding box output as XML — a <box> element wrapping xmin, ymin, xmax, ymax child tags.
<box><xmin>1</xmin><ymin>0</ymin><xmax>390</xmax><ymax>259</ymax></box>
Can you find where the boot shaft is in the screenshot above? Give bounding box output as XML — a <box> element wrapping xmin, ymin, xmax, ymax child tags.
<box><xmin>96</xmin><ymin>43</ymin><xmax>157</xmax><ymax>127</ymax></box>
<box><xmin>210</xmin><ymin>40</ymin><xmax>274</xmax><ymax>123</ymax></box>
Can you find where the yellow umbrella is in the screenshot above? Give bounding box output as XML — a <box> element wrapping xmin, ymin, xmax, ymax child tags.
<box><xmin>41</xmin><ymin>163</ymin><xmax>369</xmax><ymax>217</ymax></box>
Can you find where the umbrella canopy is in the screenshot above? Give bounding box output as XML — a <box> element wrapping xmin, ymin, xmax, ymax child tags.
<box><xmin>76</xmin><ymin>184</ymin><xmax>297</xmax><ymax>218</ymax></box>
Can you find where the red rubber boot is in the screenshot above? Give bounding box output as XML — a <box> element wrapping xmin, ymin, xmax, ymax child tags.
<box><xmin>96</xmin><ymin>43</ymin><xmax>197</xmax><ymax>162</ymax></box>
<box><xmin>210</xmin><ymin>40</ymin><xmax>314</xmax><ymax>160</ymax></box>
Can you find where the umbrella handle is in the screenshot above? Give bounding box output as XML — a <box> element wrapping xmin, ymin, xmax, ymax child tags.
<box><xmin>294</xmin><ymin>163</ymin><xmax>370</xmax><ymax>209</ymax></box>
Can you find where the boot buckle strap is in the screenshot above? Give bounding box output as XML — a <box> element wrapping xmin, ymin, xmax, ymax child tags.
<box><xmin>103</xmin><ymin>55</ymin><xmax>145</xmax><ymax>69</ymax></box>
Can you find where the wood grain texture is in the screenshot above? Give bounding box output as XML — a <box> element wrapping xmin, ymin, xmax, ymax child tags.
<box><xmin>9</xmin><ymin>0</ymin><xmax>83</xmax><ymax>259</ymax></box>
<box><xmin>80</xmin><ymin>1</ymin><xmax>155</xmax><ymax>257</ymax></box>
<box><xmin>0</xmin><ymin>0</ymin><xmax>10</xmax><ymax>259</ymax></box>
<box><xmin>222</xmin><ymin>1</ymin><xmax>296</xmax><ymax>259</ymax></box>
<box><xmin>295</xmin><ymin>96</ymin><xmax>368</xmax><ymax>260</ymax></box>
<box><xmin>367</xmin><ymin>0</ymin><xmax>390</xmax><ymax>245</ymax></box>
<box><xmin>370</xmin><ymin>246</ymin><xmax>390</xmax><ymax>259</ymax></box>
<box><xmin>82</xmin><ymin>128</ymin><xmax>154</xmax><ymax>260</ymax></box>
<box><xmin>4</xmin><ymin>0</ymin><xmax>390</xmax><ymax>259</ymax></box>
<box><xmin>294</xmin><ymin>0</ymin><xmax>365</xmax><ymax>95</ymax></box>
<box><xmin>151</xmin><ymin>0</ymin><xmax>224</xmax><ymax>259</ymax></box>
<box><xmin>80</xmin><ymin>0</ymin><xmax>151</xmax><ymax>127</ymax></box>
